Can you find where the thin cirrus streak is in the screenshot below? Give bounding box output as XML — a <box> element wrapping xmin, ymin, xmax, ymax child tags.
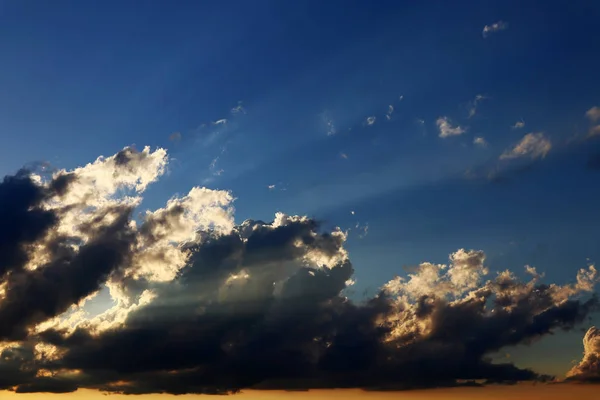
<box><xmin>0</xmin><ymin>146</ymin><xmax>598</xmax><ymax>395</ymax></box>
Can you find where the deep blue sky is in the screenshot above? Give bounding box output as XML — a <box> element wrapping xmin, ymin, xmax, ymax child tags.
<box><xmin>1</xmin><ymin>0</ymin><xmax>600</xmax><ymax>376</ymax></box>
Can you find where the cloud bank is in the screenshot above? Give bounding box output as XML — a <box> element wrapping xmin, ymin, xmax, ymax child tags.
<box><xmin>0</xmin><ymin>146</ymin><xmax>598</xmax><ymax>395</ymax></box>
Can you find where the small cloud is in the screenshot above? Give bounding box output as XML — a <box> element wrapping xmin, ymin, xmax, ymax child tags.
<box><xmin>473</xmin><ymin>137</ymin><xmax>488</xmax><ymax>147</ymax></box>
<box><xmin>322</xmin><ymin>113</ymin><xmax>336</xmax><ymax>136</ymax></box>
<box><xmin>213</xmin><ymin>119</ymin><xmax>228</xmax><ymax>126</ymax></box>
<box><xmin>169</xmin><ymin>132</ymin><xmax>182</xmax><ymax>142</ymax></box>
<box><xmin>468</xmin><ymin>94</ymin><xmax>488</xmax><ymax>118</ymax></box>
<box><xmin>511</xmin><ymin>120</ymin><xmax>525</xmax><ymax>129</ymax></box>
<box><xmin>209</xmin><ymin>157</ymin><xmax>219</xmax><ymax>170</ymax></box>
<box><xmin>589</xmin><ymin>125</ymin><xmax>600</xmax><ymax>138</ymax></box>
<box><xmin>350</xmin><ymin>211</ymin><xmax>355</xmax><ymax>215</ymax></box>
<box><xmin>585</xmin><ymin>106</ymin><xmax>600</xmax><ymax>122</ymax></box>
<box><xmin>500</xmin><ymin>132</ymin><xmax>551</xmax><ymax>160</ymax></box>
<box><xmin>416</xmin><ymin>118</ymin><xmax>425</xmax><ymax>125</ymax></box>
<box><xmin>365</xmin><ymin>116</ymin><xmax>376</xmax><ymax>126</ymax></box>
<box><xmin>399</xmin><ymin>95</ymin><xmax>404</xmax><ymax>101</ymax></box>
<box><xmin>355</xmin><ymin>222</ymin><xmax>369</xmax><ymax>239</ymax></box>
<box><xmin>437</xmin><ymin>116</ymin><xmax>466</xmax><ymax>138</ymax></box>
<box><xmin>385</xmin><ymin>105</ymin><xmax>394</xmax><ymax>120</ymax></box>
<box><xmin>268</xmin><ymin>184</ymin><xmax>276</xmax><ymax>190</ymax></box>
<box><xmin>340</xmin><ymin>152</ymin><xmax>348</xmax><ymax>159</ymax></box>
<box><xmin>231</xmin><ymin>102</ymin><xmax>246</xmax><ymax>114</ymax></box>
<box><xmin>482</xmin><ymin>21</ymin><xmax>508</xmax><ymax>38</ymax></box>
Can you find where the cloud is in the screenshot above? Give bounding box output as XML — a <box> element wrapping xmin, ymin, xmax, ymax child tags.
<box><xmin>231</xmin><ymin>102</ymin><xmax>246</xmax><ymax>115</ymax></box>
<box><xmin>437</xmin><ymin>117</ymin><xmax>466</xmax><ymax>138</ymax></box>
<box><xmin>511</xmin><ymin>120</ymin><xmax>525</xmax><ymax>129</ymax></box>
<box><xmin>473</xmin><ymin>137</ymin><xmax>488</xmax><ymax>147</ymax></box>
<box><xmin>268</xmin><ymin>184</ymin><xmax>276</xmax><ymax>190</ymax></box>
<box><xmin>482</xmin><ymin>21</ymin><xmax>508</xmax><ymax>38</ymax></box>
<box><xmin>213</xmin><ymin>119</ymin><xmax>228</xmax><ymax>126</ymax></box>
<box><xmin>321</xmin><ymin>113</ymin><xmax>336</xmax><ymax>136</ymax></box>
<box><xmin>340</xmin><ymin>152</ymin><xmax>348</xmax><ymax>159</ymax></box>
<box><xmin>386</xmin><ymin>105</ymin><xmax>394</xmax><ymax>120</ymax></box>
<box><xmin>468</xmin><ymin>95</ymin><xmax>487</xmax><ymax>118</ymax></box>
<box><xmin>586</xmin><ymin>106</ymin><xmax>600</xmax><ymax>122</ymax></box>
<box><xmin>500</xmin><ymin>133</ymin><xmax>552</xmax><ymax>160</ymax></box>
<box><xmin>0</xmin><ymin>147</ymin><xmax>598</xmax><ymax>394</ymax></box>
<box><xmin>365</xmin><ymin>116</ymin><xmax>376</xmax><ymax>126</ymax></box>
<box><xmin>567</xmin><ymin>326</ymin><xmax>600</xmax><ymax>381</ymax></box>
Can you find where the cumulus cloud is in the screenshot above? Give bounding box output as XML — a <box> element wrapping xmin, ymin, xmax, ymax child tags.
<box><xmin>483</xmin><ymin>21</ymin><xmax>508</xmax><ymax>38</ymax></box>
<box><xmin>500</xmin><ymin>133</ymin><xmax>551</xmax><ymax>160</ymax></box>
<box><xmin>511</xmin><ymin>120</ymin><xmax>525</xmax><ymax>129</ymax></box>
<box><xmin>0</xmin><ymin>147</ymin><xmax>598</xmax><ymax>395</ymax></box>
<box><xmin>437</xmin><ymin>117</ymin><xmax>466</xmax><ymax>138</ymax></box>
<box><xmin>473</xmin><ymin>137</ymin><xmax>488</xmax><ymax>147</ymax></box>
<box><xmin>567</xmin><ymin>326</ymin><xmax>600</xmax><ymax>381</ymax></box>
<box><xmin>365</xmin><ymin>116</ymin><xmax>376</xmax><ymax>126</ymax></box>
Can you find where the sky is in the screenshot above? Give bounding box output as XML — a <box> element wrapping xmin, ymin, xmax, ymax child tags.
<box><xmin>1</xmin><ymin>0</ymin><xmax>600</xmax><ymax>398</ymax></box>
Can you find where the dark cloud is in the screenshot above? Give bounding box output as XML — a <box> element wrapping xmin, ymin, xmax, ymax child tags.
<box><xmin>0</xmin><ymin>172</ymin><xmax>57</xmax><ymax>277</ymax></box>
<box><xmin>0</xmin><ymin>153</ymin><xmax>598</xmax><ymax>395</ymax></box>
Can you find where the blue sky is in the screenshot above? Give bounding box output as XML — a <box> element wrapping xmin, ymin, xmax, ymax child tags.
<box><xmin>1</xmin><ymin>0</ymin><xmax>600</xmax><ymax>378</ymax></box>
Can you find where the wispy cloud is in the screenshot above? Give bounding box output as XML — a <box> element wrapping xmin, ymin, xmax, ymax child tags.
<box><xmin>468</xmin><ymin>94</ymin><xmax>488</xmax><ymax>118</ymax></box>
<box><xmin>585</xmin><ymin>107</ymin><xmax>600</xmax><ymax>137</ymax></box>
<box><xmin>322</xmin><ymin>112</ymin><xmax>336</xmax><ymax>135</ymax></box>
<box><xmin>500</xmin><ymin>132</ymin><xmax>551</xmax><ymax>160</ymax></box>
<box><xmin>482</xmin><ymin>21</ymin><xmax>508</xmax><ymax>38</ymax></box>
<box><xmin>230</xmin><ymin>102</ymin><xmax>246</xmax><ymax>114</ymax></box>
<box><xmin>213</xmin><ymin>119</ymin><xmax>228</xmax><ymax>126</ymax></box>
<box><xmin>268</xmin><ymin>184</ymin><xmax>276</xmax><ymax>190</ymax></box>
<box><xmin>365</xmin><ymin>116</ymin><xmax>377</xmax><ymax>126</ymax></box>
<box><xmin>385</xmin><ymin>105</ymin><xmax>394</xmax><ymax>120</ymax></box>
<box><xmin>585</xmin><ymin>106</ymin><xmax>600</xmax><ymax>122</ymax></box>
<box><xmin>437</xmin><ymin>116</ymin><xmax>466</xmax><ymax>138</ymax></box>
<box><xmin>511</xmin><ymin>120</ymin><xmax>525</xmax><ymax>129</ymax></box>
<box><xmin>473</xmin><ymin>137</ymin><xmax>488</xmax><ymax>147</ymax></box>
<box><xmin>340</xmin><ymin>152</ymin><xmax>348</xmax><ymax>159</ymax></box>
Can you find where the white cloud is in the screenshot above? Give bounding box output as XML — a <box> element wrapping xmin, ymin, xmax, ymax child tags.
<box><xmin>500</xmin><ymin>132</ymin><xmax>551</xmax><ymax>160</ymax></box>
<box><xmin>231</xmin><ymin>102</ymin><xmax>246</xmax><ymax>114</ymax></box>
<box><xmin>585</xmin><ymin>106</ymin><xmax>600</xmax><ymax>122</ymax></box>
<box><xmin>436</xmin><ymin>117</ymin><xmax>466</xmax><ymax>138</ymax></box>
<box><xmin>213</xmin><ymin>119</ymin><xmax>228</xmax><ymax>125</ymax></box>
<box><xmin>511</xmin><ymin>120</ymin><xmax>525</xmax><ymax>129</ymax></box>
<box><xmin>399</xmin><ymin>95</ymin><xmax>404</xmax><ymax>101</ymax></box>
<box><xmin>322</xmin><ymin>113</ymin><xmax>336</xmax><ymax>136</ymax></box>
<box><xmin>473</xmin><ymin>137</ymin><xmax>488</xmax><ymax>147</ymax></box>
<box><xmin>268</xmin><ymin>184</ymin><xmax>276</xmax><ymax>190</ymax></box>
<box><xmin>340</xmin><ymin>152</ymin><xmax>348</xmax><ymax>159</ymax></box>
<box><xmin>482</xmin><ymin>21</ymin><xmax>508</xmax><ymax>38</ymax></box>
<box><xmin>386</xmin><ymin>105</ymin><xmax>394</xmax><ymax>120</ymax></box>
<box><xmin>365</xmin><ymin>116</ymin><xmax>376</xmax><ymax>126</ymax></box>
<box><xmin>468</xmin><ymin>94</ymin><xmax>487</xmax><ymax>118</ymax></box>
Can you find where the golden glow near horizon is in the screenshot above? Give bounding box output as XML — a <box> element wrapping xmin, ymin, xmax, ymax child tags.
<box><xmin>1</xmin><ymin>385</ymin><xmax>598</xmax><ymax>400</ymax></box>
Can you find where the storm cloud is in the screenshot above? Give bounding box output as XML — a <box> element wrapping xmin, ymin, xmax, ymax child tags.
<box><xmin>0</xmin><ymin>146</ymin><xmax>598</xmax><ymax>394</ymax></box>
